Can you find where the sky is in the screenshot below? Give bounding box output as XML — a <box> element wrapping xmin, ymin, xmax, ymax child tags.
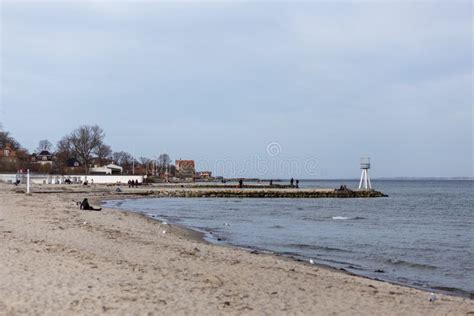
<box><xmin>0</xmin><ymin>1</ymin><xmax>472</xmax><ymax>178</ymax></box>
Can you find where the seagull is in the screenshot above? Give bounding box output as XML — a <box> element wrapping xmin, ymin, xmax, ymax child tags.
<box><xmin>224</xmin><ymin>222</ymin><xmax>230</xmax><ymax>226</ymax></box>
<box><xmin>309</xmin><ymin>259</ymin><xmax>314</xmax><ymax>265</ymax></box>
<box><xmin>429</xmin><ymin>293</ymin><xmax>437</xmax><ymax>302</ymax></box>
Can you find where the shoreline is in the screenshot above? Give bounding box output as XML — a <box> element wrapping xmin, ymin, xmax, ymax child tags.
<box><xmin>1</xmin><ymin>183</ymin><xmax>472</xmax><ymax>314</ymax></box>
<box><xmin>102</xmin><ymin>196</ymin><xmax>472</xmax><ymax>299</ymax></box>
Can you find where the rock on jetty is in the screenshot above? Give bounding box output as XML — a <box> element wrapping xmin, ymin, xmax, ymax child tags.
<box><xmin>125</xmin><ymin>188</ymin><xmax>388</xmax><ymax>198</ymax></box>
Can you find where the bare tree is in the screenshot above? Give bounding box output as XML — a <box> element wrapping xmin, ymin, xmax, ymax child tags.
<box><xmin>0</xmin><ymin>130</ymin><xmax>20</xmax><ymax>149</ymax></box>
<box><xmin>53</xmin><ymin>136</ymin><xmax>73</xmax><ymax>173</ymax></box>
<box><xmin>112</xmin><ymin>151</ymin><xmax>136</xmax><ymax>174</ymax></box>
<box><xmin>139</xmin><ymin>157</ymin><xmax>151</xmax><ymax>165</ymax></box>
<box><xmin>94</xmin><ymin>143</ymin><xmax>112</xmax><ymax>166</ymax></box>
<box><xmin>158</xmin><ymin>153</ymin><xmax>171</xmax><ymax>167</ymax></box>
<box><xmin>0</xmin><ymin>126</ymin><xmax>30</xmax><ymax>171</ymax></box>
<box><xmin>64</xmin><ymin>125</ymin><xmax>107</xmax><ymax>174</ymax></box>
<box><xmin>55</xmin><ymin>136</ymin><xmax>72</xmax><ymax>158</ymax></box>
<box><xmin>139</xmin><ymin>157</ymin><xmax>152</xmax><ymax>175</ymax></box>
<box><xmin>112</xmin><ymin>151</ymin><xmax>132</xmax><ymax>166</ymax></box>
<box><xmin>37</xmin><ymin>139</ymin><xmax>53</xmax><ymax>153</ymax></box>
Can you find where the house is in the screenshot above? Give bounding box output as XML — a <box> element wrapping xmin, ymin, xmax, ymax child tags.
<box><xmin>31</xmin><ymin>150</ymin><xmax>54</xmax><ymax>166</ymax></box>
<box><xmin>0</xmin><ymin>143</ymin><xmax>18</xmax><ymax>163</ymax></box>
<box><xmin>63</xmin><ymin>158</ymin><xmax>84</xmax><ymax>174</ymax></box>
<box><xmin>90</xmin><ymin>164</ymin><xmax>123</xmax><ymax>175</ymax></box>
<box><xmin>196</xmin><ymin>171</ymin><xmax>213</xmax><ymax>180</ymax></box>
<box><xmin>66</xmin><ymin>158</ymin><xmax>81</xmax><ymax>168</ymax></box>
<box><xmin>175</xmin><ymin>159</ymin><xmax>195</xmax><ymax>179</ymax></box>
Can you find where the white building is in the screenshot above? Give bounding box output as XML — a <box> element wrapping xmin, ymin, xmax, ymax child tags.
<box><xmin>90</xmin><ymin>164</ymin><xmax>123</xmax><ymax>175</ymax></box>
<box><xmin>0</xmin><ymin>173</ymin><xmax>143</xmax><ymax>185</ymax></box>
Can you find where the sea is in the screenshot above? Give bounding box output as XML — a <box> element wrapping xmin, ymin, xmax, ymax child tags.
<box><xmin>103</xmin><ymin>180</ymin><xmax>473</xmax><ymax>298</ymax></box>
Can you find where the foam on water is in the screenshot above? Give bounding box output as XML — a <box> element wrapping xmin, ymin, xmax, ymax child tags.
<box><xmin>332</xmin><ymin>216</ymin><xmax>349</xmax><ymax>220</ymax></box>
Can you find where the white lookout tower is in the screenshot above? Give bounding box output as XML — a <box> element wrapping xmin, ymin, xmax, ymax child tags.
<box><xmin>359</xmin><ymin>157</ymin><xmax>372</xmax><ymax>190</ymax></box>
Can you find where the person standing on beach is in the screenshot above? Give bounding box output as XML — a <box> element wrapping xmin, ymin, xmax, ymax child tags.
<box><xmin>239</xmin><ymin>179</ymin><xmax>243</xmax><ymax>188</ymax></box>
<box><xmin>296</xmin><ymin>180</ymin><xmax>299</xmax><ymax>188</ymax></box>
<box><xmin>290</xmin><ymin>178</ymin><xmax>294</xmax><ymax>187</ymax></box>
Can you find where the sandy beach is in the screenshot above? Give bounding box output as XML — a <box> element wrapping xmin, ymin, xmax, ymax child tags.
<box><xmin>0</xmin><ymin>183</ymin><xmax>472</xmax><ymax>315</ymax></box>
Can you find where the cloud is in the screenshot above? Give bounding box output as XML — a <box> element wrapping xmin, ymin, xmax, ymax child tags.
<box><xmin>0</xmin><ymin>1</ymin><xmax>472</xmax><ymax>177</ymax></box>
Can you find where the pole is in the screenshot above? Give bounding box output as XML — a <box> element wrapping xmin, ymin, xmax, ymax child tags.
<box><xmin>27</xmin><ymin>169</ymin><xmax>30</xmax><ymax>194</ymax></box>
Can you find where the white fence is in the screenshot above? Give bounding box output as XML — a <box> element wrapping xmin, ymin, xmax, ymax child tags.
<box><xmin>0</xmin><ymin>173</ymin><xmax>144</xmax><ymax>185</ymax></box>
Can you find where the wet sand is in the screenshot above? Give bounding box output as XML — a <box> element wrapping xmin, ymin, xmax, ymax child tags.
<box><xmin>0</xmin><ymin>183</ymin><xmax>472</xmax><ymax>315</ymax></box>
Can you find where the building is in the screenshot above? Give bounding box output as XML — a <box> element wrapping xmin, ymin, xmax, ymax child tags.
<box><xmin>0</xmin><ymin>143</ymin><xmax>18</xmax><ymax>164</ymax></box>
<box><xmin>175</xmin><ymin>159</ymin><xmax>195</xmax><ymax>179</ymax></box>
<box><xmin>31</xmin><ymin>150</ymin><xmax>54</xmax><ymax>166</ymax></box>
<box><xmin>63</xmin><ymin>158</ymin><xmax>84</xmax><ymax>174</ymax></box>
<box><xmin>195</xmin><ymin>171</ymin><xmax>213</xmax><ymax>180</ymax></box>
<box><xmin>66</xmin><ymin>158</ymin><xmax>81</xmax><ymax>168</ymax></box>
<box><xmin>90</xmin><ymin>164</ymin><xmax>123</xmax><ymax>175</ymax></box>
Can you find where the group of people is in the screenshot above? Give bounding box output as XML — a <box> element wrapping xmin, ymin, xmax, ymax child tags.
<box><xmin>290</xmin><ymin>178</ymin><xmax>299</xmax><ymax>188</ymax></box>
<box><xmin>336</xmin><ymin>185</ymin><xmax>350</xmax><ymax>192</ymax></box>
<box><xmin>128</xmin><ymin>179</ymin><xmax>140</xmax><ymax>188</ymax></box>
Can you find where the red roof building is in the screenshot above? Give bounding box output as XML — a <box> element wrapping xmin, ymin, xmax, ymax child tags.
<box><xmin>0</xmin><ymin>143</ymin><xmax>18</xmax><ymax>163</ymax></box>
<box><xmin>175</xmin><ymin>159</ymin><xmax>195</xmax><ymax>178</ymax></box>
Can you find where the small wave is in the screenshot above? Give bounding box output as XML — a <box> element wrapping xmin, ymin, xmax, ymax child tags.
<box><xmin>288</xmin><ymin>243</ymin><xmax>351</xmax><ymax>253</ymax></box>
<box><xmin>385</xmin><ymin>258</ymin><xmax>437</xmax><ymax>270</ymax></box>
<box><xmin>269</xmin><ymin>225</ymin><xmax>285</xmax><ymax>229</ymax></box>
<box><xmin>433</xmin><ymin>286</ymin><xmax>474</xmax><ymax>299</ymax></box>
<box><xmin>301</xmin><ymin>217</ymin><xmax>325</xmax><ymax>222</ymax></box>
<box><xmin>332</xmin><ymin>216</ymin><xmax>366</xmax><ymax>220</ymax></box>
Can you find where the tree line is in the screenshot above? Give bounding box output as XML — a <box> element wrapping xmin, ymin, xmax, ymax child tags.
<box><xmin>0</xmin><ymin>124</ymin><xmax>172</xmax><ymax>175</ymax></box>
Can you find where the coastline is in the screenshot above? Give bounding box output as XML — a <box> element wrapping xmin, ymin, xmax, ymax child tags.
<box><xmin>1</xmin><ymin>183</ymin><xmax>472</xmax><ymax>315</ymax></box>
<box><xmin>103</xmin><ymin>196</ymin><xmax>473</xmax><ymax>299</ymax></box>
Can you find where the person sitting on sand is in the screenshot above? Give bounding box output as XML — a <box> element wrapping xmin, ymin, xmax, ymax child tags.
<box><xmin>80</xmin><ymin>198</ymin><xmax>102</xmax><ymax>211</ymax></box>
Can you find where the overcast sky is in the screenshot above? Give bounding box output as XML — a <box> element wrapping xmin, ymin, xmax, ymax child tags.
<box><xmin>0</xmin><ymin>1</ymin><xmax>472</xmax><ymax>178</ymax></box>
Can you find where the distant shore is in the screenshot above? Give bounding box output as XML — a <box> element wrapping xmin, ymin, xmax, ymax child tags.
<box><xmin>0</xmin><ymin>183</ymin><xmax>472</xmax><ymax>314</ymax></box>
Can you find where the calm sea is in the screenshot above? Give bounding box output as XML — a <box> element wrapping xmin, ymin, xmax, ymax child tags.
<box><xmin>104</xmin><ymin>180</ymin><xmax>473</xmax><ymax>297</ymax></box>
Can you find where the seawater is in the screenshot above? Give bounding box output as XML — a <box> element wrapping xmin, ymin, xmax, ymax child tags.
<box><xmin>104</xmin><ymin>180</ymin><xmax>474</xmax><ymax>297</ymax></box>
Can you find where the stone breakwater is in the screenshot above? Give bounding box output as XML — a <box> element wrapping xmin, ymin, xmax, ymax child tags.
<box><xmin>123</xmin><ymin>188</ymin><xmax>388</xmax><ymax>198</ymax></box>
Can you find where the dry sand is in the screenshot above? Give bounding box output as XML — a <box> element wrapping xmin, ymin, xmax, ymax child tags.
<box><xmin>0</xmin><ymin>183</ymin><xmax>472</xmax><ymax>315</ymax></box>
